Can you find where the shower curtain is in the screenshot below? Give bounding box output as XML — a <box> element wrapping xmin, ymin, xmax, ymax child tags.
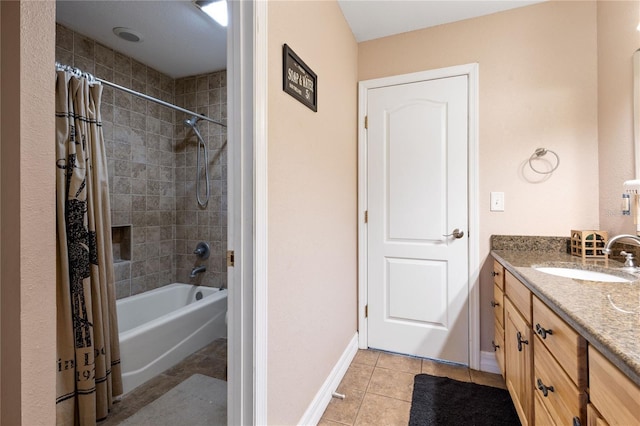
<box><xmin>55</xmin><ymin>68</ymin><xmax>123</xmax><ymax>425</ymax></box>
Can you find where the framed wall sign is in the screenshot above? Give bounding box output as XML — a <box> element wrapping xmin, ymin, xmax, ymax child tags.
<box><xmin>283</xmin><ymin>44</ymin><xmax>317</xmax><ymax>112</ymax></box>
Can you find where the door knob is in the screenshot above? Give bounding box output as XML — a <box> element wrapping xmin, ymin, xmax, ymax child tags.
<box><xmin>443</xmin><ymin>228</ymin><xmax>464</xmax><ymax>239</ymax></box>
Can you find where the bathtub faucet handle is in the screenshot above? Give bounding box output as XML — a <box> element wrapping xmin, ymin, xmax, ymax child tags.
<box><xmin>193</xmin><ymin>242</ymin><xmax>210</xmax><ymax>260</ymax></box>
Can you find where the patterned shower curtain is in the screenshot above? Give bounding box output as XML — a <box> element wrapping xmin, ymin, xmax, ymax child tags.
<box><xmin>55</xmin><ymin>67</ymin><xmax>123</xmax><ymax>425</ymax></box>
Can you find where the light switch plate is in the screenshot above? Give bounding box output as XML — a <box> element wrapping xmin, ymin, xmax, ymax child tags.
<box><xmin>491</xmin><ymin>192</ymin><xmax>505</xmax><ymax>212</ymax></box>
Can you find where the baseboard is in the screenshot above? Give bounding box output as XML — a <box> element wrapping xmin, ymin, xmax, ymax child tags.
<box><xmin>480</xmin><ymin>350</ymin><xmax>501</xmax><ymax>374</ymax></box>
<box><xmin>298</xmin><ymin>333</ymin><xmax>359</xmax><ymax>426</ymax></box>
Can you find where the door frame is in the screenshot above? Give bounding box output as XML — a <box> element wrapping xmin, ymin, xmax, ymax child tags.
<box><xmin>357</xmin><ymin>63</ymin><xmax>480</xmax><ymax>369</ymax></box>
<box><xmin>227</xmin><ymin>0</ymin><xmax>268</xmax><ymax>424</ymax></box>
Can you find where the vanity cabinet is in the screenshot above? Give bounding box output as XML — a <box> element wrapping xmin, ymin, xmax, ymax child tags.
<box><xmin>504</xmin><ymin>271</ymin><xmax>533</xmax><ymax>426</ymax></box>
<box><xmin>492</xmin><ymin>260</ymin><xmax>505</xmax><ymax>376</ymax></box>
<box><xmin>588</xmin><ymin>346</ymin><xmax>640</xmax><ymax>425</ymax></box>
<box><xmin>493</xmin><ymin>254</ymin><xmax>640</xmax><ymax>426</ymax></box>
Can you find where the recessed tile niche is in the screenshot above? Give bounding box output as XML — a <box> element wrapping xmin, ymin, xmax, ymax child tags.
<box><xmin>112</xmin><ymin>225</ymin><xmax>131</xmax><ymax>262</ymax></box>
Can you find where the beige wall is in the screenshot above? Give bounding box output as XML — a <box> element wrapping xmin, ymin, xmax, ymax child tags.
<box><xmin>598</xmin><ymin>0</ymin><xmax>640</xmax><ymax>235</ymax></box>
<box><xmin>359</xmin><ymin>1</ymin><xmax>600</xmax><ymax>352</ymax></box>
<box><xmin>1</xmin><ymin>1</ymin><xmax>56</xmax><ymax>424</ymax></box>
<box><xmin>267</xmin><ymin>1</ymin><xmax>358</xmax><ymax>423</ymax></box>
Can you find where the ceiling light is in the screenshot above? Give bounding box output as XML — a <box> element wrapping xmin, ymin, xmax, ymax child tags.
<box><xmin>112</xmin><ymin>27</ymin><xmax>143</xmax><ymax>43</ymax></box>
<box><xmin>195</xmin><ymin>0</ymin><xmax>228</xmax><ymax>27</ymax></box>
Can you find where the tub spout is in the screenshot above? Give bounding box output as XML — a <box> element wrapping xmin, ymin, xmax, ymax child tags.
<box><xmin>190</xmin><ymin>265</ymin><xmax>207</xmax><ymax>278</ymax></box>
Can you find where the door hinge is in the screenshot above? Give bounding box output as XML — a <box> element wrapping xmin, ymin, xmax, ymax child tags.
<box><xmin>364</xmin><ymin>210</ymin><xmax>368</xmax><ymax>223</ymax></box>
<box><xmin>364</xmin><ymin>115</ymin><xmax>368</xmax><ymax>129</ymax></box>
<box><xmin>226</xmin><ymin>250</ymin><xmax>235</xmax><ymax>267</ymax></box>
<box><xmin>365</xmin><ymin>304</ymin><xmax>368</xmax><ymax>318</ymax></box>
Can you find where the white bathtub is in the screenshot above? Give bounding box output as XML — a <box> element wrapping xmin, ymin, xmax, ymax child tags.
<box><xmin>116</xmin><ymin>283</ymin><xmax>227</xmax><ymax>394</ymax></box>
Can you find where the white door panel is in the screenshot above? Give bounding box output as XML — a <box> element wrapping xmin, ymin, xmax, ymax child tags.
<box><xmin>367</xmin><ymin>75</ymin><xmax>469</xmax><ymax>364</ymax></box>
<box><xmin>386</xmin><ymin>258</ymin><xmax>447</xmax><ymax>325</ymax></box>
<box><xmin>387</xmin><ymin>100</ymin><xmax>446</xmax><ymax>242</ymax></box>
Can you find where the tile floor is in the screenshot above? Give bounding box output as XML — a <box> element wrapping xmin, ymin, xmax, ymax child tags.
<box><xmin>101</xmin><ymin>342</ymin><xmax>503</xmax><ymax>426</ymax></box>
<box><xmin>99</xmin><ymin>338</ymin><xmax>227</xmax><ymax>425</ymax></box>
<box><xmin>319</xmin><ymin>349</ymin><xmax>506</xmax><ymax>426</ymax></box>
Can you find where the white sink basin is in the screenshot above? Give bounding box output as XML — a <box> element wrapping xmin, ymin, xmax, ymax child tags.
<box><xmin>533</xmin><ymin>267</ymin><xmax>632</xmax><ymax>283</ymax></box>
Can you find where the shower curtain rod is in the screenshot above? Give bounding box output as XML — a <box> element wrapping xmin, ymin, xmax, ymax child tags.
<box><xmin>55</xmin><ymin>62</ymin><xmax>226</xmax><ymax>128</ymax></box>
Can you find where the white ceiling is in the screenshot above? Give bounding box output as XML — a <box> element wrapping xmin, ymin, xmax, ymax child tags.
<box><xmin>338</xmin><ymin>0</ymin><xmax>545</xmax><ymax>42</ymax></box>
<box><xmin>56</xmin><ymin>0</ymin><xmax>227</xmax><ymax>79</ymax></box>
<box><xmin>56</xmin><ymin>0</ymin><xmax>544</xmax><ymax>79</ymax></box>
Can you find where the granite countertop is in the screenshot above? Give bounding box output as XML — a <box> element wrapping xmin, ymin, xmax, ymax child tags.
<box><xmin>491</xmin><ymin>249</ymin><xmax>640</xmax><ymax>387</ymax></box>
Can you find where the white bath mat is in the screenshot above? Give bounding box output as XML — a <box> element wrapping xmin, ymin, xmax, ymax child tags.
<box><xmin>119</xmin><ymin>374</ymin><xmax>226</xmax><ymax>426</ymax></box>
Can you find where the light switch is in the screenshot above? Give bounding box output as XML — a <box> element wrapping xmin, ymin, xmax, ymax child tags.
<box><xmin>491</xmin><ymin>192</ymin><xmax>505</xmax><ymax>212</ymax></box>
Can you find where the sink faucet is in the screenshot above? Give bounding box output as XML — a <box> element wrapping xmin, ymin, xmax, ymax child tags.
<box><xmin>190</xmin><ymin>265</ymin><xmax>207</xmax><ymax>278</ymax></box>
<box><xmin>603</xmin><ymin>234</ymin><xmax>640</xmax><ymax>268</ymax></box>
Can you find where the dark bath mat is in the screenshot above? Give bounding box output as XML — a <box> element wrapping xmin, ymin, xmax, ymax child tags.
<box><xmin>409</xmin><ymin>374</ymin><xmax>520</xmax><ymax>426</ymax></box>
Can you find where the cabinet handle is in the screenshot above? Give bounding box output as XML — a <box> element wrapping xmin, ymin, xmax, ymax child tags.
<box><xmin>491</xmin><ymin>300</ymin><xmax>500</xmax><ymax>307</ymax></box>
<box><xmin>516</xmin><ymin>331</ymin><xmax>528</xmax><ymax>352</ymax></box>
<box><xmin>491</xmin><ymin>271</ymin><xmax>500</xmax><ymax>277</ymax></box>
<box><xmin>491</xmin><ymin>340</ymin><xmax>500</xmax><ymax>351</ymax></box>
<box><xmin>572</xmin><ymin>417</ymin><xmax>581</xmax><ymax>426</ymax></box>
<box><xmin>536</xmin><ymin>378</ymin><xmax>555</xmax><ymax>397</ymax></box>
<box><xmin>535</xmin><ymin>323</ymin><xmax>553</xmax><ymax>339</ymax></box>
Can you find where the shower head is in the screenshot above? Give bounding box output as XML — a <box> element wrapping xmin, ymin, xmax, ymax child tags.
<box><xmin>184</xmin><ymin>116</ymin><xmax>201</xmax><ymax>129</ymax></box>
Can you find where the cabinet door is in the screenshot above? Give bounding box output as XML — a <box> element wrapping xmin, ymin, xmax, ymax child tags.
<box><xmin>494</xmin><ymin>322</ymin><xmax>505</xmax><ymax>377</ymax></box>
<box><xmin>493</xmin><ymin>284</ymin><xmax>504</xmax><ymax>328</ymax></box>
<box><xmin>493</xmin><ymin>260</ymin><xmax>504</xmax><ymax>290</ymax></box>
<box><xmin>589</xmin><ymin>346</ymin><xmax>640</xmax><ymax>425</ymax></box>
<box><xmin>505</xmin><ymin>298</ymin><xmax>533</xmax><ymax>426</ymax></box>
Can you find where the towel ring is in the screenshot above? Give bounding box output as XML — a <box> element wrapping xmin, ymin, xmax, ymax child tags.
<box><xmin>528</xmin><ymin>148</ymin><xmax>560</xmax><ymax>174</ymax></box>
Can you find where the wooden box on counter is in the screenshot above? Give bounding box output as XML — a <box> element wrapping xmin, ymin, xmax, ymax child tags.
<box><xmin>570</xmin><ymin>230</ymin><xmax>607</xmax><ymax>259</ymax></box>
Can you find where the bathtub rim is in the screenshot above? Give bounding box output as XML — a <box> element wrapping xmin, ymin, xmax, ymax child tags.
<box><xmin>118</xmin><ymin>284</ymin><xmax>228</xmax><ymax>342</ymax></box>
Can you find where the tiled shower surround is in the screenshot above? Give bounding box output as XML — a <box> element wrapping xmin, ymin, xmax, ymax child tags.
<box><xmin>55</xmin><ymin>24</ymin><xmax>227</xmax><ymax>297</ymax></box>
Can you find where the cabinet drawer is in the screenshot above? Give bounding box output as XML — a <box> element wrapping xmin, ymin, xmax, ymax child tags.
<box><xmin>534</xmin><ymin>337</ymin><xmax>586</xmax><ymax>425</ymax></box>
<box><xmin>505</xmin><ymin>271</ymin><xmax>531</xmax><ymax>324</ymax></box>
<box><xmin>493</xmin><ymin>260</ymin><xmax>505</xmax><ymax>290</ymax></box>
<box><xmin>493</xmin><ymin>284</ymin><xmax>504</xmax><ymax>327</ymax></box>
<box><xmin>533</xmin><ymin>296</ymin><xmax>587</xmax><ymax>388</ymax></box>
<box><xmin>589</xmin><ymin>346</ymin><xmax>640</xmax><ymax>425</ymax></box>
<box><xmin>587</xmin><ymin>403</ymin><xmax>609</xmax><ymax>426</ymax></box>
<box><xmin>493</xmin><ymin>322</ymin><xmax>505</xmax><ymax>377</ymax></box>
<box><xmin>534</xmin><ymin>391</ymin><xmax>556</xmax><ymax>426</ymax></box>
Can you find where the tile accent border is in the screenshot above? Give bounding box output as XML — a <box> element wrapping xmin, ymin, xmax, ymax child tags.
<box><xmin>298</xmin><ymin>333</ymin><xmax>358</xmax><ymax>426</ymax></box>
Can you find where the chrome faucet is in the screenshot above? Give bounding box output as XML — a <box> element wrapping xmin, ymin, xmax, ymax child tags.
<box><xmin>190</xmin><ymin>265</ymin><xmax>207</xmax><ymax>278</ymax></box>
<box><xmin>603</xmin><ymin>234</ymin><xmax>640</xmax><ymax>268</ymax></box>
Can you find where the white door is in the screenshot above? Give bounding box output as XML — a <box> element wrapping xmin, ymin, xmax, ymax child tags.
<box><xmin>367</xmin><ymin>75</ymin><xmax>469</xmax><ymax>364</ymax></box>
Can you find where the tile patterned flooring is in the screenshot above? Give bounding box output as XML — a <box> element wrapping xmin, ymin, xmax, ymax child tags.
<box><xmin>99</xmin><ymin>338</ymin><xmax>227</xmax><ymax>425</ymax></box>
<box><xmin>319</xmin><ymin>349</ymin><xmax>506</xmax><ymax>426</ymax></box>
<box><xmin>100</xmin><ymin>342</ymin><xmax>504</xmax><ymax>426</ymax></box>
